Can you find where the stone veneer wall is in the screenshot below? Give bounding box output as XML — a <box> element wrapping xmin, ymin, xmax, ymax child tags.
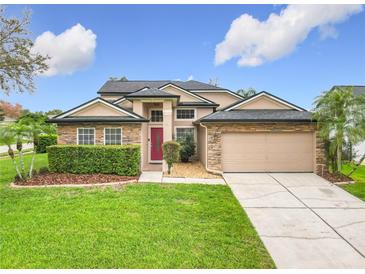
<box><xmin>57</xmin><ymin>123</ymin><xmax>141</xmax><ymax>145</ymax></box>
<box><xmin>204</xmin><ymin>122</ymin><xmax>326</xmax><ymax>175</ymax></box>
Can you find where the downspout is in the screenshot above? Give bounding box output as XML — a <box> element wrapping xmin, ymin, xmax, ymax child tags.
<box><xmin>200</xmin><ymin>123</ymin><xmax>223</xmax><ymax>175</ymax></box>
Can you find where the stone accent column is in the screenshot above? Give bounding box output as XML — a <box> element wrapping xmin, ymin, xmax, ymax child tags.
<box><xmin>162</xmin><ymin>100</ymin><xmax>173</xmax><ymax>172</ymax></box>
<box><xmin>315</xmin><ymin>130</ymin><xmax>327</xmax><ymax>175</ymax></box>
<box><xmin>206</xmin><ymin>125</ymin><xmax>222</xmax><ymax>172</ymax></box>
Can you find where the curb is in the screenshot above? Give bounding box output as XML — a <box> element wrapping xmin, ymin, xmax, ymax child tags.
<box><xmin>10</xmin><ymin>180</ymin><xmax>137</xmax><ymax>188</ymax></box>
<box><xmin>333</xmin><ymin>181</ymin><xmax>355</xmax><ymax>185</ymax></box>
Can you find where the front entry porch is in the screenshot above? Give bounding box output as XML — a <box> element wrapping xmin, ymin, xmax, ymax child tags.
<box><xmin>132</xmin><ymin>101</ymin><xmax>174</xmax><ymax>172</ymax></box>
<box><xmin>142</xmin><ymin>163</ymin><xmax>162</xmax><ymax>171</ymax></box>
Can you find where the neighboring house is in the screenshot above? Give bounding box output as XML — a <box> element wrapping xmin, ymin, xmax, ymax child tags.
<box><xmin>49</xmin><ymin>80</ymin><xmax>325</xmax><ymax>174</ymax></box>
<box><xmin>331</xmin><ymin>85</ymin><xmax>365</xmax><ymax>164</ymax></box>
<box><xmin>0</xmin><ymin>116</ymin><xmax>17</xmax><ymax>125</ymax></box>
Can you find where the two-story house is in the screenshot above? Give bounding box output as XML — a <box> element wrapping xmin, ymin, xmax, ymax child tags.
<box><xmin>49</xmin><ymin>80</ymin><xmax>325</xmax><ymax>174</ymax></box>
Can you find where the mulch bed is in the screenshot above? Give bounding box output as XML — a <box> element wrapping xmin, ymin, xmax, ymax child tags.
<box><xmin>321</xmin><ymin>172</ymin><xmax>353</xmax><ymax>183</ymax></box>
<box><xmin>14</xmin><ymin>173</ymin><xmax>138</xmax><ymax>186</ymax></box>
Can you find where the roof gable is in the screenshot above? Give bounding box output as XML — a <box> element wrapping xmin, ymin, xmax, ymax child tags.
<box><xmin>159</xmin><ymin>83</ymin><xmax>213</xmax><ymax>103</ymax></box>
<box><xmin>235</xmin><ymin>96</ymin><xmax>292</xmax><ymax>110</ymax></box>
<box><xmin>224</xmin><ymin>92</ymin><xmax>305</xmax><ymax>112</ymax></box>
<box><xmin>125</xmin><ymin>87</ymin><xmax>179</xmax><ymax>98</ymax></box>
<box><xmin>55</xmin><ymin>97</ymin><xmax>141</xmax><ymax>119</ymax></box>
<box><xmin>73</xmin><ymin>102</ymin><xmax>126</xmax><ymax>117</ymax></box>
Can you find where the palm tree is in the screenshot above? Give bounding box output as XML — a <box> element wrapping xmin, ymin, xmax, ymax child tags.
<box><xmin>0</xmin><ymin>125</ymin><xmax>23</xmax><ymax>179</ymax></box>
<box><xmin>313</xmin><ymin>86</ymin><xmax>365</xmax><ymax>173</ymax></box>
<box><xmin>18</xmin><ymin>116</ymin><xmax>53</xmax><ymax>178</ymax></box>
<box><xmin>11</xmin><ymin>123</ymin><xmax>31</xmax><ymax>178</ymax></box>
<box><xmin>237</xmin><ymin>87</ymin><xmax>256</xmax><ymax>98</ymax></box>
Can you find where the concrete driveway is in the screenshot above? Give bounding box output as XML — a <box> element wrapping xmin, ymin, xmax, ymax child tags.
<box><xmin>223</xmin><ymin>173</ymin><xmax>365</xmax><ymax>268</ymax></box>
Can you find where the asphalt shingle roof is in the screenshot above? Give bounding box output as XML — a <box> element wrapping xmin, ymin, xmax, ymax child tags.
<box><xmin>48</xmin><ymin>116</ymin><xmax>149</xmax><ymax>123</ymax></box>
<box><xmin>198</xmin><ymin>110</ymin><xmax>314</xmax><ymax>123</ymax></box>
<box><xmin>125</xmin><ymin>88</ymin><xmax>179</xmax><ymax>98</ymax></box>
<box><xmin>97</xmin><ymin>80</ymin><xmax>226</xmax><ymax>94</ymax></box>
<box><xmin>352</xmin><ymin>86</ymin><xmax>365</xmax><ymax>96</ymax></box>
<box><xmin>332</xmin><ymin>85</ymin><xmax>365</xmax><ymax>96</ymax></box>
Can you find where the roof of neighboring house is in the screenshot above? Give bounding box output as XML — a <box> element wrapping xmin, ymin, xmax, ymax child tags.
<box><xmin>331</xmin><ymin>85</ymin><xmax>365</xmax><ymax>96</ymax></box>
<box><xmin>48</xmin><ymin>116</ymin><xmax>149</xmax><ymax>123</ymax></box>
<box><xmin>97</xmin><ymin>80</ymin><xmax>227</xmax><ymax>94</ymax></box>
<box><xmin>124</xmin><ymin>88</ymin><xmax>179</xmax><ymax>98</ymax></box>
<box><xmin>197</xmin><ymin>110</ymin><xmax>314</xmax><ymax>123</ymax></box>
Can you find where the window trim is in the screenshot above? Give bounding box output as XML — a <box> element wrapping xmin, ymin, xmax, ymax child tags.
<box><xmin>149</xmin><ymin>108</ymin><xmax>163</xmax><ymax>123</ymax></box>
<box><xmin>103</xmin><ymin>127</ymin><xmax>123</xmax><ymax>145</ymax></box>
<box><xmin>174</xmin><ymin>126</ymin><xmax>196</xmax><ymax>142</ymax></box>
<box><xmin>175</xmin><ymin>108</ymin><xmax>196</xmax><ymax>121</ymax></box>
<box><xmin>77</xmin><ymin>127</ymin><xmax>96</xmax><ymax>145</ymax></box>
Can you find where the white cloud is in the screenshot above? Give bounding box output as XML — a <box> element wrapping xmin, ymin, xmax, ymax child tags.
<box><xmin>187</xmin><ymin>75</ymin><xmax>194</xmax><ymax>81</ymax></box>
<box><xmin>215</xmin><ymin>5</ymin><xmax>363</xmax><ymax>67</ymax></box>
<box><xmin>32</xmin><ymin>24</ymin><xmax>97</xmax><ymax>76</ymax></box>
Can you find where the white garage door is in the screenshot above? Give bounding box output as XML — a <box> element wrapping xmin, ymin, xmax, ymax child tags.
<box><xmin>222</xmin><ymin>132</ymin><xmax>314</xmax><ymax>172</ymax></box>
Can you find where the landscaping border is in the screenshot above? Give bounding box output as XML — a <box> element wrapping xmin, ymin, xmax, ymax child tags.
<box><xmin>10</xmin><ymin>179</ymin><xmax>137</xmax><ymax>188</ymax></box>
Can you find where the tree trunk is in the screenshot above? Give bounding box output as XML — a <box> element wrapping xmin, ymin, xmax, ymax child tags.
<box><xmin>336</xmin><ymin>142</ymin><xmax>342</xmax><ymax>173</ymax></box>
<box><xmin>28</xmin><ymin>149</ymin><xmax>36</xmax><ymax>178</ymax></box>
<box><xmin>7</xmin><ymin>146</ymin><xmax>23</xmax><ymax>180</ymax></box>
<box><xmin>349</xmin><ymin>142</ymin><xmax>353</xmax><ymax>162</ymax></box>
<box><xmin>18</xmin><ymin>149</ymin><xmax>25</xmax><ymax>178</ymax></box>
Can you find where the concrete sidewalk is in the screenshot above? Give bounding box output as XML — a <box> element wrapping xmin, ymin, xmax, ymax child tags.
<box><xmin>224</xmin><ymin>172</ymin><xmax>365</xmax><ymax>268</ymax></box>
<box><xmin>0</xmin><ymin>143</ymin><xmax>33</xmax><ymax>154</ymax></box>
<box><xmin>138</xmin><ymin>171</ymin><xmax>225</xmax><ymax>185</ymax></box>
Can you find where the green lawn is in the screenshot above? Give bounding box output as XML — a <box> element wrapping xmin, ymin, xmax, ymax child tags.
<box><xmin>341</xmin><ymin>163</ymin><xmax>365</xmax><ymax>201</ymax></box>
<box><xmin>0</xmin><ymin>154</ymin><xmax>274</xmax><ymax>268</ymax></box>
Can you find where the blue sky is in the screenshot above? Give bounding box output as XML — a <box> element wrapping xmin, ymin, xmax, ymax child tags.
<box><xmin>1</xmin><ymin>4</ymin><xmax>365</xmax><ymax>111</ymax></box>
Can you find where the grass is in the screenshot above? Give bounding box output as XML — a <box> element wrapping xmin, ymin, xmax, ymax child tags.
<box><xmin>0</xmin><ymin>148</ymin><xmax>34</xmax><ymax>158</ymax></box>
<box><xmin>341</xmin><ymin>163</ymin><xmax>365</xmax><ymax>201</ymax></box>
<box><xmin>0</xmin><ymin>154</ymin><xmax>274</xmax><ymax>268</ymax></box>
<box><xmin>165</xmin><ymin>161</ymin><xmax>221</xmax><ymax>179</ymax></box>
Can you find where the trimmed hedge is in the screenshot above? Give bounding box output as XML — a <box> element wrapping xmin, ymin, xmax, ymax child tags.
<box><xmin>36</xmin><ymin>134</ymin><xmax>58</xmax><ymax>153</ymax></box>
<box><xmin>47</xmin><ymin>145</ymin><xmax>141</xmax><ymax>176</ymax></box>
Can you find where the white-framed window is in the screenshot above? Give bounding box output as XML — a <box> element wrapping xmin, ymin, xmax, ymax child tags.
<box><xmin>176</xmin><ymin>109</ymin><xmax>195</xmax><ymax>120</ymax></box>
<box><xmin>104</xmin><ymin>128</ymin><xmax>122</xmax><ymax>145</ymax></box>
<box><xmin>77</xmin><ymin>128</ymin><xmax>95</xmax><ymax>145</ymax></box>
<box><xmin>175</xmin><ymin>127</ymin><xmax>195</xmax><ymax>141</ymax></box>
<box><xmin>150</xmin><ymin>109</ymin><xmax>163</xmax><ymax>122</ymax></box>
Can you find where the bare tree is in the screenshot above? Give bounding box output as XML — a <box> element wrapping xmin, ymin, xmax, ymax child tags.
<box><xmin>0</xmin><ymin>7</ymin><xmax>49</xmax><ymax>95</ymax></box>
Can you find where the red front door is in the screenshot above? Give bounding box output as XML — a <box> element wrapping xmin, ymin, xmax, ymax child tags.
<box><xmin>150</xmin><ymin>127</ymin><xmax>163</xmax><ymax>161</ymax></box>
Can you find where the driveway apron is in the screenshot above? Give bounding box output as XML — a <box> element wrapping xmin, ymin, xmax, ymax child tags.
<box><xmin>223</xmin><ymin>173</ymin><xmax>365</xmax><ymax>268</ymax></box>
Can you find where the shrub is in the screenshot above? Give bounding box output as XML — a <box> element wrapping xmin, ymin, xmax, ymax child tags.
<box><xmin>37</xmin><ymin>166</ymin><xmax>49</xmax><ymax>175</ymax></box>
<box><xmin>178</xmin><ymin>134</ymin><xmax>196</xmax><ymax>162</ymax></box>
<box><xmin>47</xmin><ymin>145</ymin><xmax>140</xmax><ymax>176</ymax></box>
<box><xmin>162</xmin><ymin>141</ymin><xmax>180</xmax><ymax>174</ymax></box>
<box><xmin>36</xmin><ymin>134</ymin><xmax>57</xmax><ymax>153</ymax></box>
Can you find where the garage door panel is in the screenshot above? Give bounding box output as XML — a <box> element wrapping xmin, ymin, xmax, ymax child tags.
<box><xmin>222</xmin><ymin>133</ymin><xmax>266</xmax><ymax>172</ymax></box>
<box><xmin>222</xmin><ymin>132</ymin><xmax>313</xmax><ymax>172</ymax></box>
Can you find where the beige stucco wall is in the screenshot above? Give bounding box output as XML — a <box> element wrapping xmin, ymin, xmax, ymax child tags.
<box><xmin>236</xmin><ymin>96</ymin><xmax>292</xmax><ymax>110</ymax></box>
<box><xmin>197</xmin><ymin>125</ymin><xmax>207</xmax><ymax>167</ymax></box>
<box><xmin>161</xmin><ymin>85</ymin><xmax>200</xmax><ymax>102</ymax></box>
<box><xmin>57</xmin><ymin>123</ymin><xmax>141</xmax><ymax>145</ymax></box>
<box><xmin>99</xmin><ymin>95</ymin><xmax>122</xmax><ymax>101</ymax></box>
<box><xmin>193</xmin><ymin>91</ymin><xmax>240</xmax><ymax>109</ymax></box>
<box><xmin>173</xmin><ymin>107</ymin><xmax>213</xmax><ymax>128</ymax></box>
<box><xmin>72</xmin><ymin>102</ymin><xmax>123</xmax><ymax>116</ymax></box>
<box><xmin>117</xmin><ymin>99</ymin><xmax>133</xmax><ymax>110</ymax></box>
